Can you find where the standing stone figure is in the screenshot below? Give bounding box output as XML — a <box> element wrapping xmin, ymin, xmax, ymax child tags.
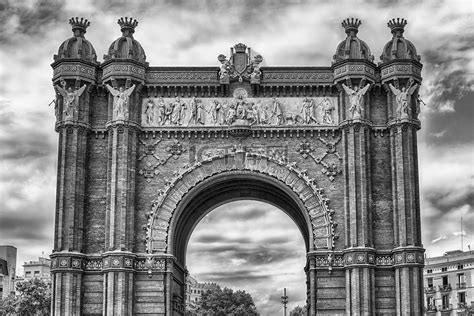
<box><xmin>171</xmin><ymin>97</ymin><xmax>186</xmax><ymax>125</ymax></box>
<box><xmin>270</xmin><ymin>97</ymin><xmax>284</xmax><ymax>125</ymax></box>
<box><xmin>156</xmin><ymin>97</ymin><xmax>165</xmax><ymax>125</ymax></box>
<box><xmin>207</xmin><ymin>100</ymin><xmax>222</xmax><ymax>125</ymax></box>
<box><xmin>300</xmin><ymin>98</ymin><xmax>317</xmax><ymax>124</ymax></box>
<box><xmin>163</xmin><ymin>100</ymin><xmax>174</xmax><ymax>125</ymax></box>
<box><xmin>187</xmin><ymin>97</ymin><xmax>205</xmax><ymax>125</ymax></box>
<box><xmin>342</xmin><ymin>83</ymin><xmax>370</xmax><ymax>119</ymax></box>
<box><xmin>259</xmin><ymin>102</ymin><xmax>269</xmax><ymax>125</ymax></box>
<box><xmin>389</xmin><ymin>79</ymin><xmax>418</xmax><ymax>119</ymax></box>
<box><xmin>226</xmin><ymin>105</ymin><xmax>237</xmax><ymax>125</ymax></box>
<box><xmin>144</xmin><ymin>99</ymin><xmax>155</xmax><ymax>125</ymax></box>
<box><xmin>55</xmin><ymin>84</ymin><xmax>87</xmax><ymax>120</ymax></box>
<box><xmin>235</xmin><ymin>96</ymin><xmax>248</xmax><ymax>120</ymax></box>
<box><xmin>105</xmin><ymin>84</ymin><xmax>136</xmax><ymax>120</ymax></box>
<box><xmin>320</xmin><ymin>98</ymin><xmax>335</xmax><ymax>125</ymax></box>
<box><xmin>249</xmin><ymin>102</ymin><xmax>260</xmax><ymax>125</ymax></box>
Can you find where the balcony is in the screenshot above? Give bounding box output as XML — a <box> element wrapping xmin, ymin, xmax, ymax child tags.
<box><xmin>425</xmin><ymin>304</ymin><xmax>437</xmax><ymax>314</ymax></box>
<box><xmin>424</xmin><ymin>286</ymin><xmax>435</xmax><ymax>294</ymax></box>
<box><xmin>457</xmin><ymin>282</ymin><xmax>466</xmax><ymax>289</ymax></box>
<box><xmin>438</xmin><ymin>284</ymin><xmax>452</xmax><ymax>293</ymax></box>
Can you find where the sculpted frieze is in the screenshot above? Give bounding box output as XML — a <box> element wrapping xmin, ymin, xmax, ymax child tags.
<box><xmin>141</xmin><ymin>95</ymin><xmax>338</xmax><ymax>127</ymax></box>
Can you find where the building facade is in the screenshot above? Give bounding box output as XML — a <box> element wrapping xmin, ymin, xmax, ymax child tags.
<box><xmin>22</xmin><ymin>256</ymin><xmax>52</xmax><ymax>282</ymax></box>
<box><xmin>50</xmin><ymin>16</ymin><xmax>425</xmax><ymax>315</ymax></box>
<box><xmin>424</xmin><ymin>250</ymin><xmax>474</xmax><ymax>315</ymax></box>
<box><xmin>185</xmin><ymin>275</ymin><xmax>219</xmax><ymax>313</ymax></box>
<box><xmin>0</xmin><ymin>245</ymin><xmax>17</xmax><ymax>299</ymax></box>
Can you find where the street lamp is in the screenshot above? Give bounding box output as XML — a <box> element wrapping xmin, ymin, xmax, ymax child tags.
<box><xmin>281</xmin><ymin>288</ymin><xmax>288</xmax><ymax>316</ymax></box>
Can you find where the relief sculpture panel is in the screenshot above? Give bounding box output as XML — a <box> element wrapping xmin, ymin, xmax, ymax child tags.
<box><xmin>141</xmin><ymin>94</ymin><xmax>338</xmax><ymax>127</ymax></box>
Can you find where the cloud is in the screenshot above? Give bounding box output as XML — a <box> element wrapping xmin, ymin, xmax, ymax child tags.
<box><xmin>419</xmin><ymin>143</ymin><xmax>474</xmax><ymax>256</ymax></box>
<box><xmin>187</xmin><ymin>201</ymin><xmax>306</xmax><ymax>314</ymax></box>
<box><xmin>0</xmin><ymin>0</ymin><xmax>67</xmax><ymax>45</ymax></box>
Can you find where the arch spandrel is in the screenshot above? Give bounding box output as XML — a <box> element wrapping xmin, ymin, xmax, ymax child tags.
<box><xmin>146</xmin><ymin>152</ymin><xmax>338</xmax><ymax>261</ymax></box>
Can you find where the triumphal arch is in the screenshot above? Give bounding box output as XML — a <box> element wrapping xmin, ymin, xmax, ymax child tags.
<box><xmin>50</xmin><ymin>16</ymin><xmax>425</xmax><ymax>315</ymax></box>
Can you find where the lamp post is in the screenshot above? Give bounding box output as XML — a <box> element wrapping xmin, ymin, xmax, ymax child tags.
<box><xmin>281</xmin><ymin>287</ymin><xmax>288</xmax><ymax>316</ymax></box>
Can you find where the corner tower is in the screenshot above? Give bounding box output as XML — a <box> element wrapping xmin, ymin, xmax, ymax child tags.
<box><xmin>381</xmin><ymin>18</ymin><xmax>424</xmax><ymax>314</ymax></box>
<box><xmin>50</xmin><ymin>17</ymin><xmax>98</xmax><ymax>315</ymax></box>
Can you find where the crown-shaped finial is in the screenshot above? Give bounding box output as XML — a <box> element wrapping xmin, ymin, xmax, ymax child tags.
<box><xmin>69</xmin><ymin>17</ymin><xmax>90</xmax><ymax>37</ymax></box>
<box><xmin>118</xmin><ymin>17</ymin><xmax>139</xmax><ymax>36</ymax></box>
<box><xmin>234</xmin><ymin>43</ymin><xmax>247</xmax><ymax>53</ymax></box>
<box><xmin>387</xmin><ymin>18</ymin><xmax>407</xmax><ymax>35</ymax></box>
<box><xmin>341</xmin><ymin>18</ymin><xmax>362</xmax><ymax>36</ymax></box>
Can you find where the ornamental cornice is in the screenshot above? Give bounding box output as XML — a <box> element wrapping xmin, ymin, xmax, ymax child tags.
<box><xmin>387</xmin><ymin>117</ymin><xmax>421</xmax><ymax>130</ymax></box>
<box><xmin>50</xmin><ymin>253</ymin><xmax>175</xmax><ymax>273</ymax></box>
<box><xmin>261</xmin><ymin>67</ymin><xmax>333</xmax><ymax>84</ymax></box>
<box><xmin>52</xmin><ymin>60</ymin><xmax>97</xmax><ymax>83</ymax></box>
<box><xmin>306</xmin><ymin>247</ymin><xmax>424</xmax><ymax>269</ymax></box>
<box><xmin>101</xmin><ymin>60</ymin><xmax>147</xmax><ymax>83</ymax></box>
<box><xmin>332</xmin><ymin>59</ymin><xmax>376</xmax><ymax>82</ymax></box>
<box><xmin>146</xmin><ymin>68</ymin><xmax>219</xmax><ymax>84</ymax></box>
<box><xmin>379</xmin><ymin>60</ymin><xmax>422</xmax><ymax>83</ymax></box>
<box><xmin>55</xmin><ymin>121</ymin><xmax>91</xmax><ymax>133</ymax></box>
<box><xmin>105</xmin><ymin>119</ymin><xmax>141</xmax><ymax>131</ymax></box>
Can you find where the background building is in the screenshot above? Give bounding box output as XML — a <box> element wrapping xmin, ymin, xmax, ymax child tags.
<box><xmin>0</xmin><ymin>245</ymin><xmax>17</xmax><ymax>299</ymax></box>
<box><xmin>185</xmin><ymin>275</ymin><xmax>219</xmax><ymax>313</ymax></box>
<box><xmin>424</xmin><ymin>250</ymin><xmax>474</xmax><ymax>315</ymax></box>
<box><xmin>22</xmin><ymin>256</ymin><xmax>52</xmax><ymax>282</ymax></box>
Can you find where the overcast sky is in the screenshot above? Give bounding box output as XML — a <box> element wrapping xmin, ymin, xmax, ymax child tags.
<box><xmin>0</xmin><ymin>0</ymin><xmax>473</xmax><ymax>314</ymax></box>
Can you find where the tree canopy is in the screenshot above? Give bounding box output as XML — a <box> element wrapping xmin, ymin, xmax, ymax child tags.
<box><xmin>196</xmin><ymin>286</ymin><xmax>258</xmax><ymax>316</ymax></box>
<box><xmin>0</xmin><ymin>278</ymin><xmax>51</xmax><ymax>315</ymax></box>
<box><xmin>290</xmin><ymin>304</ymin><xmax>307</xmax><ymax>316</ymax></box>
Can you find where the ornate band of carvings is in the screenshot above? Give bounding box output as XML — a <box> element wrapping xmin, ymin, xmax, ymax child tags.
<box><xmin>102</xmin><ymin>62</ymin><xmax>146</xmax><ymax>82</ymax></box>
<box><xmin>105</xmin><ymin>119</ymin><xmax>142</xmax><ymax>131</ymax></box>
<box><xmin>262</xmin><ymin>70</ymin><xmax>333</xmax><ymax>83</ymax></box>
<box><xmin>146</xmin><ymin>152</ymin><xmax>339</xmax><ymax>253</ymax></box>
<box><xmin>146</xmin><ymin>71</ymin><xmax>219</xmax><ymax>84</ymax></box>
<box><xmin>333</xmin><ymin>62</ymin><xmax>376</xmax><ymax>81</ymax></box>
<box><xmin>50</xmin><ymin>253</ymin><xmax>169</xmax><ymax>273</ymax></box>
<box><xmin>308</xmin><ymin>248</ymin><xmax>424</xmax><ymax>270</ymax></box>
<box><xmin>387</xmin><ymin>118</ymin><xmax>421</xmax><ymax>130</ymax></box>
<box><xmin>380</xmin><ymin>61</ymin><xmax>422</xmax><ymax>82</ymax></box>
<box><xmin>52</xmin><ymin>62</ymin><xmax>96</xmax><ymax>82</ymax></box>
<box><xmin>55</xmin><ymin>121</ymin><xmax>91</xmax><ymax>135</ymax></box>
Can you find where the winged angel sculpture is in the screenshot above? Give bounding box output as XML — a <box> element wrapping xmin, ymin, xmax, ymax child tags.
<box><xmin>105</xmin><ymin>84</ymin><xmax>136</xmax><ymax>120</ymax></box>
<box><xmin>342</xmin><ymin>83</ymin><xmax>370</xmax><ymax>119</ymax></box>
<box><xmin>389</xmin><ymin>79</ymin><xmax>418</xmax><ymax>119</ymax></box>
<box><xmin>55</xmin><ymin>84</ymin><xmax>86</xmax><ymax>120</ymax></box>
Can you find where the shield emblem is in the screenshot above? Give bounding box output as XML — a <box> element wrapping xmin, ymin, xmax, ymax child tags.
<box><xmin>233</xmin><ymin>52</ymin><xmax>247</xmax><ymax>74</ymax></box>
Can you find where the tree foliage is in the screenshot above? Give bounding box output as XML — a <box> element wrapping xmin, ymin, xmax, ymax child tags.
<box><xmin>290</xmin><ymin>305</ymin><xmax>307</xmax><ymax>316</ymax></box>
<box><xmin>0</xmin><ymin>278</ymin><xmax>51</xmax><ymax>315</ymax></box>
<box><xmin>197</xmin><ymin>286</ymin><xmax>258</xmax><ymax>316</ymax></box>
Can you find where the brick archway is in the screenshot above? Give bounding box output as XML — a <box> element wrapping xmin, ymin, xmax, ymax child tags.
<box><xmin>147</xmin><ymin>152</ymin><xmax>337</xmax><ymax>260</ymax></box>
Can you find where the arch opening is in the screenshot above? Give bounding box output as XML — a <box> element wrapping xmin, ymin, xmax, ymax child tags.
<box><xmin>169</xmin><ymin>172</ymin><xmax>313</xmax><ymax>266</ymax></box>
<box><xmin>186</xmin><ymin>200</ymin><xmax>308</xmax><ymax>315</ymax></box>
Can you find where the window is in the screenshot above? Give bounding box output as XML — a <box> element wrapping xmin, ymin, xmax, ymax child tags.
<box><xmin>441</xmin><ymin>267</ymin><xmax>447</xmax><ymax>272</ymax></box>
<box><xmin>34</xmin><ymin>271</ymin><xmax>40</xmax><ymax>276</ymax></box>
<box><xmin>426</xmin><ymin>296</ymin><xmax>434</xmax><ymax>309</ymax></box>
<box><xmin>459</xmin><ymin>292</ymin><xmax>466</xmax><ymax>305</ymax></box>
<box><xmin>427</xmin><ymin>269</ymin><xmax>433</xmax><ymax>273</ymax></box>
<box><xmin>457</xmin><ymin>273</ymin><xmax>465</xmax><ymax>284</ymax></box>
<box><xmin>457</xmin><ymin>264</ymin><xmax>463</xmax><ymax>270</ymax></box>
<box><xmin>427</xmin><ymin>277</ymin><xmax>433</xmax><ymax>288</ymax></box>
<box><xmin>25</xmin><ymin>271</ymin><xmax>31</xmax><ymax>277</ymax></box>
<box><xmin>442</xmin><ymin>295</ymin><xmax>449</xmax><ymax>310</ymax></box>
<box><xmin>442</xmin><ymin>275</ymin><xmax>448</xmax><ymax>286</ymax></box>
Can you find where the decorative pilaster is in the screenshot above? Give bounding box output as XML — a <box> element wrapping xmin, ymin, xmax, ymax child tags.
<box><xmin>104</xmin><ymin>119</ymin><xmax>139</xmax><ymax>252</ymax></box>
<box><xmin>101</xmin><ymin>253</ymin><xmax>135</xmax><ymax>315</ymax></box>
